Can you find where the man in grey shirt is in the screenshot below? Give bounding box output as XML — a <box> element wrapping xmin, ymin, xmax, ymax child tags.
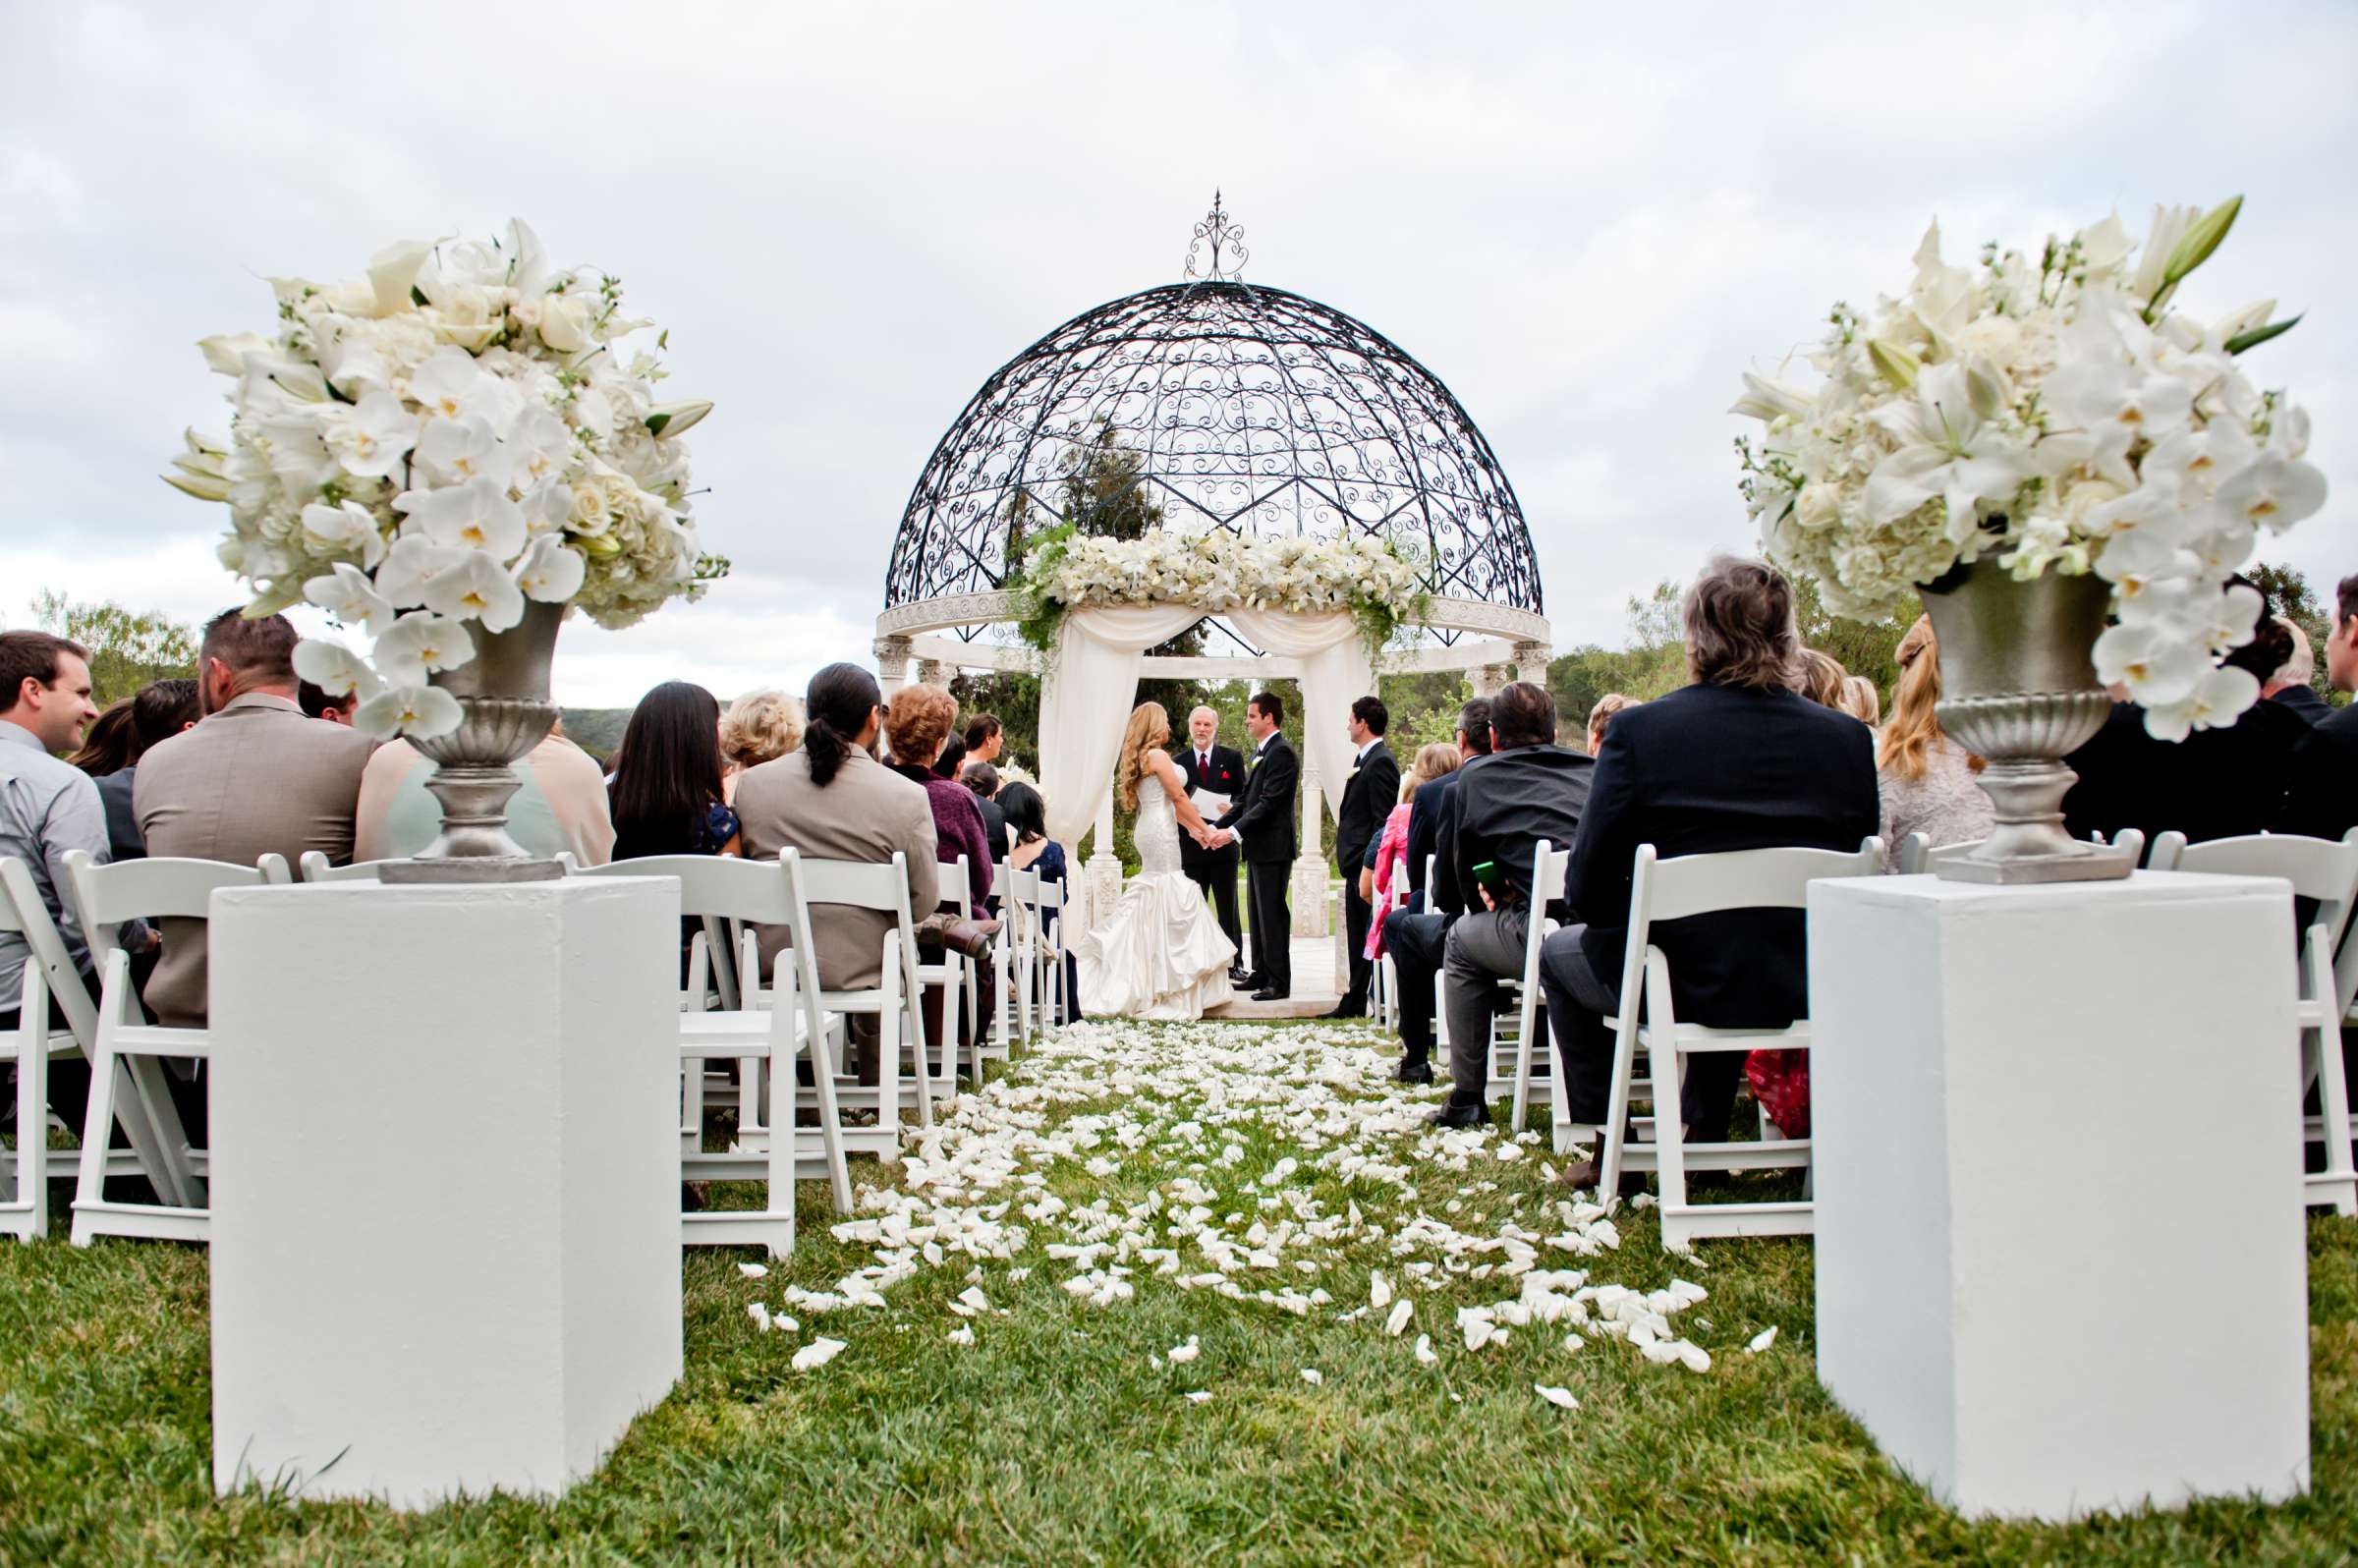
<box><xmin>0</xmin><ymin>630</ymin><xmax>104</xmax><ymax>1139</ymax></box>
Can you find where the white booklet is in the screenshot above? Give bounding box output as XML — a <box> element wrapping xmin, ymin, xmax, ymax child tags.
<box><xmin>1191</xmin><ymin>788</ymin><xmax>1232</xmax><ymax>818</ymax></box>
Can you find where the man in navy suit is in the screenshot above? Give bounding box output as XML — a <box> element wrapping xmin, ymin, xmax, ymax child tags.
<box><xmin>1177</xmin><ymin>704</ymin><xmax>1248</xmax><ymax>980</ymax></box>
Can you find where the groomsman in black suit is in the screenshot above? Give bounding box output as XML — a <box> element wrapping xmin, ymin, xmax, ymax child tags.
<box><xmin>1210</xmin><ymin>691</ymin><xmax>1300</xmax><ymax>1000</ymax></box>
<box><xmin>1323</xmin><ymin>696</ymin><xmax>1400</xmax><ymax>1018</ymax></box>
<box><xmin>1176</xmin><ymin>704</ymin><xmax>1248</xmax><ymax>980</ymax></box>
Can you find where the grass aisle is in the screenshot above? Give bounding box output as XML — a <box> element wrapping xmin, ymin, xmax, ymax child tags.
<box><xmin>2</xmin><ymin>1018</ymin><xmax>2354</xmax><ymax>1566</ymax></box>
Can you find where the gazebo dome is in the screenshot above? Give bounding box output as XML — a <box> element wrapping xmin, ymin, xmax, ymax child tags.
<box><xmin>882</xmin><ymin>205</ymin><xmax>1542</xmax><ymax>645</ymax></box>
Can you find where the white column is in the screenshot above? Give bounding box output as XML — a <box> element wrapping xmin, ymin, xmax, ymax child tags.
<box><xmin>1809</xmin><ymin>870</ymin><xmax>2307</xmax><ymax>1521</ymax></box>
<box><xmin>206</xmin><ymin>877</ymin><xmax>684</xmax><ymax>1509</ymax></box>
<box><xmin>1511</xmin><ymin>640</ymin><xmax>1551</xmax><ymax>691</ymax></box>
<box><xmin>872</xmin><ymin>635</ymin><xmax>912</xmax><ymax>703</ymax></box>
<box><xmin>1289</xmin><ymin>762</ymin><xmax>1328</xmax><ymax>938</ymax></box>
<box><xmin>1470</xmin><ymin>662</ymin><xmax>1511</xmax><ymax>698</ymax></box>
<box><xmin>1087</xmin><ymin>783</ymin><xmax>1123</xmax><ymax>930</ymax></box>
<box><xmin>916</xmin><ymin>657</ymin><xmax>950</xmax><ymax>688</ymax></box>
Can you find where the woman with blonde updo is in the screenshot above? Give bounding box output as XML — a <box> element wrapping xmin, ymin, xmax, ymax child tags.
<box><xmin>719</xmin><ymin>689</ymin><xmax>805</xmax><ymax>804</ymax></box>
<box><xmin>1074</xmin><ymin>700</ymin><xmax>1238</xmax><ymax>1019</ymax></box>
<box><xmin>1875</xmin><ymin>615</ymin><xmax>1993</xmax><ymax>869</ymax></box>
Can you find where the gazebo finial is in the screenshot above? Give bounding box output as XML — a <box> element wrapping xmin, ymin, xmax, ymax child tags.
<box><xmin>1184</xmin><ymin>190</ymin><xmax>1248</xmax><ymax>282</ymax></box>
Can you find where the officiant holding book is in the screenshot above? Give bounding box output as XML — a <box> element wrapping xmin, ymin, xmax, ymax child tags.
<box><xmin>1177</xmin><ymin>705</ymin><xmax>1247</xmax><ymax>980</ymax></box>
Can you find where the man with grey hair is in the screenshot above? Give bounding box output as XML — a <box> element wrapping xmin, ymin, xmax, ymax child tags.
<box><xmin>2264</xmin><ymin>616</ymin><xmax>2329</xmax><ymax>725</ymax></box>
<box><xmin>1177</xmin><ymin>704</ymin><xmax>1246</xmax><ymax>978</ymax></box>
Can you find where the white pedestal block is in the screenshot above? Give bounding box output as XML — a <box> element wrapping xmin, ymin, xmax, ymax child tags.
<box><xmin>206</xmin><ymin>876</ymin><xmax>684</xmax><ymax>1509</ymax></box>
<box><xmin>1809</xmin><ymin>870</ymin><xmax>2308</xmax><ymax>1520</ymax></box>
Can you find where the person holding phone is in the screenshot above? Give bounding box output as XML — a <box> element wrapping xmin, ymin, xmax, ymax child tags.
<box><xmin>1418</xmin><ymin>681</ymin><xmax>1594</xmax><ymax>1128</ymax></box>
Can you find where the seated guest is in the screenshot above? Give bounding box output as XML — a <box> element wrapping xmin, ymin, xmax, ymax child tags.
<box><xmin>2280</xmin><ymin>575</ymin><xmax>2358</xmax><ymax>842</ymax></box>
<box><xmin>1376</xmin><ymin>700</ymin><xmax>1493</xmax><ymax>1081</ymax></box>
<box><xmin>1836</xmin><ymin>675</ymin><xmax>1881</xmax><ymax>726</ymax></box>
<box><xmin>1540</xmin><ymin>556</ymin><xmax>1879</xmax><ymax>1182</ymax></box>
<box><xmin>1876</xmin><ymin>615</ymin><xmax>1993</xmax><ymax>870</ymax></box>
<box><xmin>607</xmin><ymin>682</ymin><xmax>739</xmax><ymax>861</ymax></box>
<box><xmin>1363</xmin><ymin>742</ymin><xmax>1460</xmax><ymax>964</ymax></box>
<box><xmin>1797</xmin><ymin>647</ymin><xmax>1847</xmax><ymax>706</ymax></box>
<box><xmin>933</xmin><ymin>733</ymin><xmax>967</xmax><ymax>783</ymax></box>
<box><xmin>138</xmin><ymin>611</ymin><xmax>374</xmax><ymax>1031</ymax></box>
<box><xmin>965</xmin><ymin>713</ymin><xmax>1004</xmax><ymax>768</ymax></box>
<box><xmin>298</xmin><ymin>680</ymin><xmax>358</xmax><ymax>724</ymax></box>
<box><xmin>997</xmin><ymin>780</ymin><xmax>1080</xmax><ymax>1023</ymax></box>
<box><xmin>883</xmin><ymin>685</ymin><xmax>992</xmax><ymax>916</ymax></box>
<box><xmin>2264</xmin><ymin>618</ymin><xmax>2329</xmax><ymax>725</ymax></box>
<box><xmin>719</xmin><ymin>689</ymin><xmax>804</xmax><ymax>805</ymax></box>
<box><xmin>0</xmin><ymin>631</ymin><xmax>104</xmax><ymax>1143</ymax></box>
<box><xmin>66</xmin><ymin>700</ymin><xmax>137</xmax><ymax>776</ymax></box>
<box><xmin>2062</xmin><ymin>581</ymin><xmax>2306</xmax><ymax>845</ymax></box>
<box><xmin>82</xmin><ymin>679</ymin><xmax>198</xmax><ymax>865</ymax></box>
<box><xmin>1402</xmin><ymin>699</ymin><xmax>1489</xmax><ymax>917</ymax></box>
<box><xmin>1419</xmin><ymin>682</ymin><xmax>1595</xmax><ymax>1126</ymax></box>
<box><xmin>1585</xmin><ymin>694</ymin><xmax>1634</xmax><ymax>757</ymax></box>
<box><xmin>962</xmin><ymin>759</ymin><xmax>1012</xmax><ymax>880</ymax></box>
<box><xmin>356</xmin><ymin>719</ymin><xmax>616</xmax><ymax>868</ymax></box>
<box><xmin>736</xmin><ymin>662</ymin><xmax>938</xmax><ymax>1020</ymax></box>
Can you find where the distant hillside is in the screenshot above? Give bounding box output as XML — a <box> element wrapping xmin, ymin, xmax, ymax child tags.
<box><xmin>559</xmin><ymin>707</ymin><xmax>632</xmax><ymax>763</ymax></box>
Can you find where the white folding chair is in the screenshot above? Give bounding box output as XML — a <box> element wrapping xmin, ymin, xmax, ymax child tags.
<box><xmin>1899</xmin><ymin>828</ymin><xmax>2148</xmax><ymax>874</ymax></box>
<box><xmin>2152</xmin><ymin>828</ymin><xmax>2358</xmax><ymax>1215</ymax></box>
<box><xmin>912</xmin><ymin>854</ymin><xmax>972</xmax><ymax>1098</ymax></box>
<box><xmin>1371</xmin><ymin>866</ymin><xmax>1409</xmax><ymax>1032</ymax></box>
<box><xmin>1452</xmin><ymin>839</ymin><xmax>1570</xmax><ymax>1133</ymax></box>
<box><xmin>295</xmin><ymin>852</ymin><xmax>406</xmax><ymax>883</ymax></box>
<box><xmin>1023</xmin><ymin>873</ymin><xmax>1070</xmax><ymax>1033</ymax></box>
<box><xmin>981</xmin><ymin>861</ymin><xmax>1018</xmax><ymax>1063</ymax></box>
<box><xmin>1004</xmin><ymin>865</ymin><xmax>1042</xmax><ymax>1043</ymax></box>
<box><xmin>573</xmin><ymin>854</ymin><xmax>854</xmax><ymax>1252</ymax></box>
<box><xmin>779</xmin><ymin>850</ymin><xmax>933</xmax><ymax>1163</ymax></box>
<box><xmin>1578</xmin><ymin>837</ymin><xmax>1883</xmax><ymax>1252</ymax></box>
<box><xmin>2</xmin><ymin>856</ymin><xmax>103</xmax><ymax>1242</ymax></box>
<box><xmin>61</xmin><ymin>850</ymin><xmax>292</xmax><ymax>1246</ymax></box>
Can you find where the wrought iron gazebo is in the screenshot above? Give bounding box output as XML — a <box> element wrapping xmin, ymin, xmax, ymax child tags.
<box><xmin>873</xmin><ymin>196</ymin><xmax>1552</xmax><ymax>695</ymax></box>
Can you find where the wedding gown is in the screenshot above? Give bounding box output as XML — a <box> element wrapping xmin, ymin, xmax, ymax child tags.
<box><xmin>1074</xmin><ymin>778</ymin><xmax>1237</xmax><ymax>1020</ymax></box>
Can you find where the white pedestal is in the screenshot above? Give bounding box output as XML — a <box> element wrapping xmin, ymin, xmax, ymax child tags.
<box><xmin>1809</xmin><ymin>870</ymin><xmax>2308</xmax><ymax>1520</ymax></box>
<box><xmin>206</xmin><ymin>876</ymin><xmax>684</xmax><ymax>1509</ymax></box>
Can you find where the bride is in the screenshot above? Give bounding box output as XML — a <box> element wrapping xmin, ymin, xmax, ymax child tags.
<box><xmin>1074</xmin><ymin>701</ymin><xmax>1238</xmax><ymax>1020</ymax></box>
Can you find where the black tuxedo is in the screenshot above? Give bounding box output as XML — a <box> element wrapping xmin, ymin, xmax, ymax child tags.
<box><xmin>1177</xmin><ymin>741</ymin><xmax>1246</xmax><ymax>958</ymax></box>
<box><xmin>2278</xmin><ymin>700</ymin><xmax>2358</xmax><ymax>842</ymax></box>
<box><xmin>1544</xmin><ymin>683</ymin><xmax>1878</xmax><ymax>1138</ymax></box>
<box><xmin>1333</xmin><ymin>739</ymin><xmax>1400</xmax><ymax>1007</ymax></box>
<box><xmin>2062</xmin><ymin>699</ymin><xmax>2306</xmax><ymax>848</ymax></box>
<box><xmin>2271</xmin><ymin>684</ymin><xmax>2331</xmax><ymax>726</ymax></box>
<box><xmin>1216</xmin><ymin>731</ymin><xmax>1301</xmax><ymax>991</ymax></box>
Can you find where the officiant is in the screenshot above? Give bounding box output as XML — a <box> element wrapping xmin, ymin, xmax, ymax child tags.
<box><xmin>1177</xmin><ymin>704</ymin><xmax>1248</xmax><ymax>982</ymax></box>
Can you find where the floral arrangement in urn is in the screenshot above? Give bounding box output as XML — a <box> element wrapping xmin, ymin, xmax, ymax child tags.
<box><xmin>1011</xmin><ymin>527</ymin><xmax>1431</xmax><ymax>653</ymax></box>
<box><xmin>162</xmin><ymin>219</ymin><xmax>725</xmax><ymax>740</ymax></box>
<box><xmin>1732</xmin><ymin>198</ymin><xmax>2322</xmax><ymax>742</ymax></box>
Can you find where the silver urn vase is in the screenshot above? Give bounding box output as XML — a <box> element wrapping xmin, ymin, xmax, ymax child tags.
<box><xmin>1918</xmin><ymin>559</ymin><xmax>2137</xmax><ymax>884</ymax></box>
<box><xmin>378</xmin><ymin>599</ymin><xmax>566</xmax><ymax>884</ymax></box>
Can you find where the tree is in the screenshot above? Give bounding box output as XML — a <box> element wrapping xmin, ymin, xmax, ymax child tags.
<box><xmin>1790</xmin><ymin>576</ymin><xmax>1923</xmax><ymax>714</ymax></box>
<box><xmin>27</xmin><ymin>588</ymin><xmax>198</xmax><ymax>707</ymax></box>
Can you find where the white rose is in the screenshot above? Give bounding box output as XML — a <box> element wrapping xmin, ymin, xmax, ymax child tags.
<box><xmin>538</xmin><ymin>294</ymin><xmax>593</xmax><ymax>354</ymax></box>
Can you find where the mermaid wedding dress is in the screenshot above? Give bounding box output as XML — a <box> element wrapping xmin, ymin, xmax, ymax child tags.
<box><xmin>1074</xmin><ymin>778</ymin><xmax>1237</xmax><ymax>1020</ymax></box>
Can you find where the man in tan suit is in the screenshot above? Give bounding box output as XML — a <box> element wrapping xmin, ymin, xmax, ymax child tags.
<box><xmin>734</xmin><ymin>663</ymin><xmax>936</xmax><ymax>1019</ymax></box>
<box><xmin>136</xmin><ymin>610</ymin><xmax>375</xmax><ymax>1029</ymax></box>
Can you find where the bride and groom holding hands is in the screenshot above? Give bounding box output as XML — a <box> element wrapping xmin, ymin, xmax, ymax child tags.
<box><xmin>1073</xmin><ymin>691</ymin><xmax>1301</xmax><ymax>1019</ymax></box>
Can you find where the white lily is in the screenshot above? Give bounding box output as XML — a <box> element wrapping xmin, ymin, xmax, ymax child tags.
<box><xmin>366</xmin><ymin>238</ymin><xmax>439</xmax><ymax>318</ymax></box>
<box><xmin>397</xmin><ymin>476</ymin><xmax>528</xmax><ymax>558</ymax></box>
<box><xmin>513</xmin><ymin>532</ymin><xmax>586</xmax><ymax>602</ymax></box>
<box><xmin>2077</xmin><ymin>211</ymin><xmax>2133</xmax><ymax>281</ymax></box>
<box><xmin>1727</xmin><ymin>370</ymin><xmax>1814</xmax><ymax>424</ymax></box>
<box><xmin>422</xmin><ymin>549</ymin><xmax>528</xmax><ymax>631</ymax></box>
<box><xmin>2131</xmin><ymin>204</ymin><xmax>2202</xmax><ymax>304</ymax></box>
<box><xmin>371</xmin><ymin>610</ymin><xmax>477</xmax><ymax>685</ymax></box>
<box><xmin>353</xmin><ymin>683</ymin><xmax>463</xmax><ymax>741</ymax></box>
<box><xmin>324</xmin><ymin>391</ymin><xmax>419</xmax><ymax>481</ymax></box>
<box><xmin>303</xmin><ymin>560</ymin><xmax>395</xmax><ymax>635</ymax></box>
<box><xmin>290</xmin><ymin>639</ymin><xmax>384</xmax><ymax>701</ymax></box>
<box><xmin>1864</xmin><ymin>363</ymin><xmax>2035</xmax><ymax>538</ymax></box>
<box><xmin>238</xmin><ymin>350</ymin><xmax>331</xmax><ymax>408</ymax></box>
<box><xmin>197</xmin><ymin>331</ymin><xmax>273</xmax><ymax>377</ymax></box>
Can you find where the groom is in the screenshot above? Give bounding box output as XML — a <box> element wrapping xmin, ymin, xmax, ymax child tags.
<box><xmin>1206</xmin><ymin>691</ymin><xmax>1299</xmax><ymax>1001</ymax></box>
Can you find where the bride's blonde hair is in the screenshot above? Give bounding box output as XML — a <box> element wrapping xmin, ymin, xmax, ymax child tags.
<box><xmin>1114</xmin><ymin>701</ymin><xmax>1170</xmax><ymax>811</ymax></box>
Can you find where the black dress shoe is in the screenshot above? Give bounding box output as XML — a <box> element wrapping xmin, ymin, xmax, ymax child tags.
<box><xmin>1319</xmin><ymin>1000</ymin><xmax>1367</xmax><ymax>1020</ymax></box>
<box><xmin>1251</xmin><ymin>986</ymin><xmax>1290</xmax><ymax>1002</ymax></box>
<box><xmin>1228</xmin><ymin>967</ymin><xmax>1255</xmax><ymax>984</ymax></box>
<box><xmin>1425</xmin><ymin>1096</ymin><xmax>1489</xmax><ymax>1129</ymax></box>
<box><xmin>1392</xmin><ymin>1057</ymin><xmax>1434</xmax><ymax>1085</ymax></box>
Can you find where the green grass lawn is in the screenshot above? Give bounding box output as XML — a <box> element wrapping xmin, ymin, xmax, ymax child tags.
<box><xmin>3</xmin><ymin>1019</ymin><xmax>2353</xmax><ymax>1567</ymax></box>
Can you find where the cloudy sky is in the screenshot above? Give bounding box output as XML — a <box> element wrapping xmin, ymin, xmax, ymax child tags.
<box><xmin>5</xmin><ymin>1</ymin><xmax>2354</xmax><ymax>705</ymax></box>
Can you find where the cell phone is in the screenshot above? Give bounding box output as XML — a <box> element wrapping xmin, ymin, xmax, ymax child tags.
<box><xmin>1472</xmin><ymin>860</ymin><xmax>1504</xmax><ymax>890</ymax></box>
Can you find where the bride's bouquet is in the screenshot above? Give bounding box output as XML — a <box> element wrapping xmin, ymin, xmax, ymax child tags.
<box><xmin>1732</xmin><ymin>198</ymin><xmax>2324</xmax><ymax>739</ymax></box>
<box><xmin>162</xmin><ymin>220</ymin><xmax>726</xmax><ymax>738</ymax></box>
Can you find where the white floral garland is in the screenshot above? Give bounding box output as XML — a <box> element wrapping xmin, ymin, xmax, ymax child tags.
<box><xmin>1732</xmin><ymin>199</ymin><xmax>2323</xmax><ymax>740</ymax></box>
<box><xmin>1015</xmin><ymin>529</ymin><xmax>1429</xmax><ymax>650</ymax></box>
<box><xmin>162</xmin><ymin>219</ymin><xmax>723</xmax><ymax>739</ymax></box>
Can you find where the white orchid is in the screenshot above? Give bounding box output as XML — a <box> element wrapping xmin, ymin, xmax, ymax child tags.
<box><xmin>290</xmin><ymin>638</ymin><xmax>383</xmax><ymax>700</ymax></box>
<box><xmin>2216</xmin><ymin>452</ymin><xmax>2328</xmax><ymax>533</ymax></box>
<box><xmin>407</xmin><ymin>346</ymin><xmax>494</xmax><ymax>422</ymax></box>
<box><xmin>422</xmin><ymin>549</ymin><xmax>527</xmax><ymax>631</ymax></box>
<box><xmin>513</xmin><ymin>532</ymin><xmax>587</xmax><ymax>602</ymax></box>
<box><xmin>353</xmin><ymin>683</ymin><xmax>464</xmax><ymax>741</ymax></box>
<box><xmin>414</xmin><ymin>415</ymin><xmax>515</xmax><ymax>490</ymax></box>
<box><xmin>303</xmin><ymin>561</ymin><xmax>395</xmax><ymax>635</ymax></box>
<box><xmin>299</xmin><ymin>500</ymin><xmax>388</xmax><ymax>570</ymax></box>
<box><xmin>371</xmin><ymin>610</ymin><xmax>477</xmax><ymax>685</ymax></box>
<box><xmin>323</xmin><ymin>391</ymin><xmax>418</xmax><ymax>479</ymax></box>
<box><xmin>397</xmin><ymin>475</ymin><xmax>527</xmax><ymax>558</ymax></box>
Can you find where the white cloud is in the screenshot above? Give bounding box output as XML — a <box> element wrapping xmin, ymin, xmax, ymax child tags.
<box><xmin>4</xmin><ymin>0</ymin><xmax>2354</xmax><ymax>697</ymax></box>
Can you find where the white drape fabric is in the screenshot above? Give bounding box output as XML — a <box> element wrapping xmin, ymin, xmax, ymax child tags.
<box><xmin>1038</xmin><ymin>604</ymin><xmax>1204</xmax><ymax>845</ymax></box>
<box><xmin>1036</xmin><ymin>604</ymin><xmax>1376</xmax><ymax>851</ymax></box>
<box><xmin>1224</xmin><ymin>608</ymin><xmax>1374</xmax><ymax>828</ymax></box>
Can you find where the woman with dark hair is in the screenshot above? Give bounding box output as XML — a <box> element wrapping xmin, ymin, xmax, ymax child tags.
<box><xmin>80</xmin><ymin>677</ymin><xmax>199</xmax><ymax>864</ymax></box>
<box><xmin>67</xmin><ymin>700</ymin><xmax>137</xmax><ymax>777</ymax></box>
<box><xmin>932</xmin><ymin>733</ymin><xmax>967</xmax><ymax>782</ymax></box>
<box><xmin>997</xmin><ymin>781</ymin><xmax>1080</xmax><ymax>1024</ymax></box>
<box><xmin>736</xmin><ymin>663</ymin><xmax>941</xmax><ymax>1078</ymax></box>
<box><xmin>607</xmin><ymin>681</ymin><xmax>739</xmax><ymax>861</ymax></box>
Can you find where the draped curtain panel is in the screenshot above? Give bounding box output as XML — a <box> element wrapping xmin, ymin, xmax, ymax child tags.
<box><xmin>1036</xmin><ymin>604</ymin><xmax>1376</xmax><ymax>849</ymax></box>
